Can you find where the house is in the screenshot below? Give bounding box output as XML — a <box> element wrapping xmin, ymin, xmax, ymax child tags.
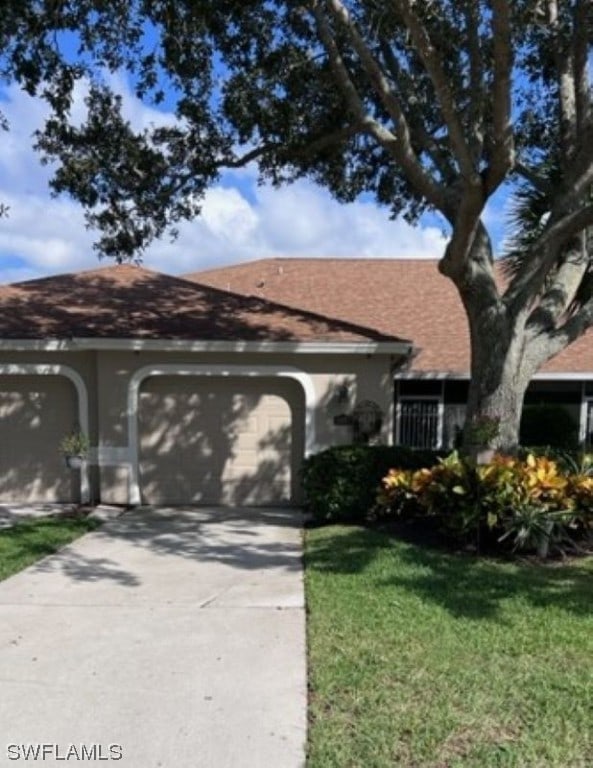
<box><xmin>0</xmin><ymin>264</ymin><xmax>411</xmax><ymax>506</ymax></box>
<box><xmin>188</xmin><ymin>258</ymin><xmax>593</xmax><ymax>451</ymax></box>
<box><xmin>2</xmin><ymin>257</ymin><xmax>591</xmax><ymax>508</ymax></box>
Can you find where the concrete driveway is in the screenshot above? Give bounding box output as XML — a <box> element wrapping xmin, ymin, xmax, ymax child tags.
<box><xmin>0</xmin><ymin>507</ymin><xmax>306</xmax><ymax>767</ymax></box>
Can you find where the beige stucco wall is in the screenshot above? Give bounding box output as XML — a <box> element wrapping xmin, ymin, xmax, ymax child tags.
<box><xmin>0</xmin><ymin>347</ymin><xmax>395</xmax><ymax>505</ymax></box>
<box><xmin>0</xmin><ymin>350</ymin><xmax>98</xmax><ymax>434</ymax></box>
<box><xmin>94</xmin><ymin>350</ymin><xmax>394</xmax><ymax>440</ymax></box>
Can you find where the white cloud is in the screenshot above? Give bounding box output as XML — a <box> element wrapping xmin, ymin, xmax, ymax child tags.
<box><xmin>200</xmin><ymin>186</ymin><xmax>260</xmax><ymax>242</ymax></box>
<box><xmin>253</xmin><ymin>182</ymin><xmax>447</xmax><ymax>259</ymax></box>
<box><xmin>105</xmin><ymin>72</ymin><xmax>179</xmax><ymax>132</ymax></box>
<box><xmin>0</xmin><ymin>80</ymin><xmax>448</xmax><ymax>284</ymax></box>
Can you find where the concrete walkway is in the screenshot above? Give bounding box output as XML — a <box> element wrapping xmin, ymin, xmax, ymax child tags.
<box><xmin>0</xmin><ymin>507</ymin><xmax>306</xmax><ymax>767</ymax></box>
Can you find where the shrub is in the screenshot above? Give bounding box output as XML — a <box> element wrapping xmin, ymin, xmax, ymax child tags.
<box><xmin>379</xmin><ymin>451</ymin><xmax>481</xmax><ymax>538</ymax></box>
<box><xmin>518</xmin><ymin>444</ymin><xmax>582</xmax><ymax>469</ymax></box>
<box><xmin>301</xmin><ymin>445</ymin><xmax>444</xmax><ymax>523</ymax></box>
<box><xmin>377</xmin><ymin>452</ymin><xmax>593</xmax><ymax>556</ymax></box>
<box><xmin>520</xmin><ymin>404</ymin><xmax>579</xmax><ymax>449</ymax></box>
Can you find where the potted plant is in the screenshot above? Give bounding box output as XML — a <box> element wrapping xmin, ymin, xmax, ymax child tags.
<box><xmin>59</xmin><ymin>430</ymin><xmax>90</xmax><ymax>470</ymax></box>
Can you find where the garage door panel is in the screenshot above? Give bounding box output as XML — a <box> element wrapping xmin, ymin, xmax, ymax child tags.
<box><xmin>0</xmin><ymin>376</ymin><xmax>78</xmax><ymax>503</ymax></box>
<box><xmin>139</xmin><ymin>377</ymin><xmax>303</xmax><ymax>505</ymax></box>
<box><xmin>268</xmin><ymin>414</ymin><xmax>289</xmax><ymax>430</ymax></box>
<box><xmin>224</xmin><ymin>460</ymin><xmax>290</xmax><ymax>507</ymax></box>
<box><xmin>236</xmin><ymin>416</ymin><xmax>258</xmax><ymax>438</ymax></box>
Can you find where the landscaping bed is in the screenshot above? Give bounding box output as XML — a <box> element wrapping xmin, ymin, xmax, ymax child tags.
<box><xmin>305</xmin><ymin>524</ymin><xmax>593</xmax><ymax>767</ymax></box>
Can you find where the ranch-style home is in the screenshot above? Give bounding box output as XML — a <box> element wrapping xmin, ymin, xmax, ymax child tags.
<box><xmin>0</xmin><ymin>263</ymin><xmax>411</xmax><ymax>506</ymax></box>
<box><xmin>1</xmin><ymin>257</ymin><xmax>591</xmax><ymax>507</ymax></box>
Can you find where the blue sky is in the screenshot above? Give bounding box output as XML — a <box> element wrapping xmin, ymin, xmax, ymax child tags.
<box><xmin>0</xmin><ymin>75</ymin><xmax>507</xmax><ymax>284</ymax></box>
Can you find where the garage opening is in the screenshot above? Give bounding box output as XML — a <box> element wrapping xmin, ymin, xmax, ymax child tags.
<box><xmin>0</xmin><ymin>375</ymin><xmax>79</xmax><ymax>502</ymax></box>
<box><xmin>138</xmin><ymin>376</ymin><xmax>305</xmax><ymax>505</ymax></box>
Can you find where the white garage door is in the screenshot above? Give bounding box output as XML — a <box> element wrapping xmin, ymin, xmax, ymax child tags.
<box><xmin>0</xmin><ymin>375</ymin><xmax>79</xmax><ymax>503</ymax></box>
<box><xmin>138</xmin><ymin>376</ymin><xmax>305</xmax><ymax>505</ymax></box>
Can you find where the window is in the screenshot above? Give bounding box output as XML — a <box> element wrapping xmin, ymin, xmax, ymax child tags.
<box><xmin>585</xmin><ymin>400</ymin><xmax>593</xmax><ymax>448</ymax></box>
<box><xmin>397</xmin><ymin>398</ymin><xmax>441</xmax><ymax>449</ymax></box>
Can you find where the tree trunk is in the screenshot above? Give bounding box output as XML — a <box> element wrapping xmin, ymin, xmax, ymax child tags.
<box><xmin>462</xmin><ymin>303</ymin><xmax>530</xmax><ymax>455</ymax></box>
<box><xmin>442</xmin><ymin>227</ymin><xmax>532</xmax><ymax>456</ymax></box>
<box><xmin>441</xmin><ymin>224</ymin><xmax>546</xmax><ymax>457</ymax></box>
<box><xmin>463</xmin><ymin>361</ymin><xmax>527</xmax><ymax>454</ymax></box>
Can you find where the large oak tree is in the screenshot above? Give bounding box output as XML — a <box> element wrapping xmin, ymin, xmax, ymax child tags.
<box><xmin>3</xmin><ymin>0</ymin><xmax>593</xmax><ymax>450</ymax></box>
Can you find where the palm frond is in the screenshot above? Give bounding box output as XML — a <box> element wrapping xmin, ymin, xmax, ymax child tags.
<box><xmin>501</xmin><ymin>181</ymin><xmax>551</xmax><ymax>280</ymax></box>
<box><xmin>502</xmin><ymin>165</ymin><xmax>593</xmax><ymax>313</ymax></box>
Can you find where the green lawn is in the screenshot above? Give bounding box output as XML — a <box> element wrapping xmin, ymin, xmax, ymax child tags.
<box><xmin>305</xmin><ymin>524</ymin><xmax>593</xmax><ymax>768</ymax></box>
<box><xmin>0</xmin><ymin>515</ymin><xmax>100</xmax><ymax>582</ymax></box>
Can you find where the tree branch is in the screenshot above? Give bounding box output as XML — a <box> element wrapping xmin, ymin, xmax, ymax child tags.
<box><xmin>558</xmin><ymin>138</ymin><xmax>593</xmax><ymax>215</ymax></box>
<box><xmin>391</xmin><ymin>0</ymin><xmax>476</xmax><ymax>181</ymax></box>
<box><xmin>310</xmin><ymin>0</ymin><xmax>447</xmax><ymax>211</ymax></box>
<box><xmin>539</xmin><ymin>204</ymin><xmax>593</xmax><ymax>253</ymax></box>
<box><xmin>465</xmin><ymin>1</ymin><xmax>485</xmax><ymax>162</ymax></box>
<box><xmin>485</xmin><ymin>0</ymin><xmax>514</xmax><ymax>195</ymax></box>
<box><xmin>325</xmin><ymin>0</ymin><xmax>405</xmax><ymax>128</ymax></box>
<box><xmin>441</xmin><ymin>185</ymin><xmax>487</xmax><ymax>271</ymax></box>
<box><xmin>378</xmin><ymin>40</ymin><xmax>455</xmax><ymax>184</ymax></box>
<box><xmin>515</xmin><ymin>161</ymin><xmax>553</xmax><ymax>195</ymax></box>
<box><xmin>222</xmin><ymin>144</ymin><xmax>278</xmax><ymax>169</ymax></box>
<box><xmin>525</xmin><ymin>232</ymin><xmax>589</xmax><ymax>335</ymax></box>
<box><xmin>505</xmin><ymin>204</ymin><xmax>593</xmax><ymax>314</ymax></box>
<box><xmin>309</xmin><ymin>2</ymin><xmax>369</xmax><ymax>122</ymax></box>
<box><xmin>220</xmin><ymin>125</ymin><xmax>362</xmax><ymax>169</ymax></box>
<box><xmin>573</xmin><ymin>0</ymin><xmax>591</xmax><ymax>133</ymax></box>
<box><xmin>292</xmin><ymin>124</ymin><xmax>363</xmax><ymax>158</ymax></box>
<box><xmin>548</xmin><ymin>0</ymin><xmax>578</xmax><ymax>165</ymax></box>
<box><xmin>440</xmin><ymin>218</ymin><xmax>499</xmax><ymax>310</ymax></box>
<box><xmin>529</xmin><ymin>290</ymin><xmax>593</xmax><ymax>366</ymax></box>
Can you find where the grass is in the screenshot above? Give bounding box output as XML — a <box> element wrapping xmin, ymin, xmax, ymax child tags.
<box><xmin>0</xmin><ymin>515</ymin><xmax>100</xmax><ymax>582</ymax></box>
<box><xmin>305</xmin><ymin>524</ymin><xmax>593</xmax><ymax>768</ymax></box>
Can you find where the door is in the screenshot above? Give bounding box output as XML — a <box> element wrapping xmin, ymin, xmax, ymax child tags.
<box><xmin>138</xmin><ymin>376</ymin><xmax>304</xmax><ymax>505</ymax></box>
<box><xmin>0</xmin><ymin>375</ymin><xmax>79</xmax><ymax>502</ymax></box>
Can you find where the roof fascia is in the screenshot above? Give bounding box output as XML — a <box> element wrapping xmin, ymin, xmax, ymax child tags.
<box><xmin>394</xmin><ymin>371</ymin><xmax>593</xmax><ymax>381</ymax></box>
<box><xmin>0</xmin><ymin>337</ymin><xmax>412</xmax><ymax>356</ymax></box>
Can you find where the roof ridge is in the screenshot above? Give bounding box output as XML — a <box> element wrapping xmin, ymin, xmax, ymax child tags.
<box><xmin>8</xmin><ymin>261</ymin><xmax>156</xmax><ymax>288</ymax></box>
<box><xmin>191</xmin><ymin>257</ymin><xmax>277</xmax><ymax>277</ymax></box>
<box><xmin>188</xmin><ymin>256</ymin><xmax>442</xmax><ymax>277</ymax></box>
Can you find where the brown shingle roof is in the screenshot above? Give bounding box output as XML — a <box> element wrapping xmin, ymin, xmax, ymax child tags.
<box><xmin>0</xmin><ymin>263</ymin><xmax>408</xmax><ymax>344</ymax></box>
<box><xmin>187</xmin><ymin>257</ymin><xmax>593</xmax><ymax>375</ymax></box>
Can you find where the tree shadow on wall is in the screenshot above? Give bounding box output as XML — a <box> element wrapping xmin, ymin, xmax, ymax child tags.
<box><xmin>0</xmin><ymin>375</ymin><xmax>80</xmax><ymax>503</ymax></box>
<box><xmin>138</xmin><ymin>375</ymin><xmax>304</xmax><ymax>506</ymax></box>
<box><xmin>229</xmin><ymin>424</ymin><xmax>293</xmax><ymax>506</ymax></box>
<box><xmin>229</xmin><ymin>394</ymin><xmax>306</xmax><ymax>506</ymax></box>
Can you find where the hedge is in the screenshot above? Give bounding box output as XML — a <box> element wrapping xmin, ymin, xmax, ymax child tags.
<box><xmin>520</xmin><ymin>403</ymin><xmax>579</xmax><ymax>449</ymax></box>
<box><xmin>301</xmin><ymin>445</ymin><xmax>445</xmax><ymax>523</ymax></box>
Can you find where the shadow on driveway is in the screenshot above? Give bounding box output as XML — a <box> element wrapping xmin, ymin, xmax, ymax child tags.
<box><xmin>29</xmin><ymin>506</ymin><xmax>303</xmax><ymax>588</ymax></box>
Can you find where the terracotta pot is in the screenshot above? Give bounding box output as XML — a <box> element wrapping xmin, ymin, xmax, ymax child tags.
<box><xmin>475</xmin><ymin>448</ymin><xmax>496</xmax><ymax>464</ymax></box>
<box><xmin>65</xmin><ymin>455</ymin><xmax>85</xmax><ymax>470</ymax></box>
